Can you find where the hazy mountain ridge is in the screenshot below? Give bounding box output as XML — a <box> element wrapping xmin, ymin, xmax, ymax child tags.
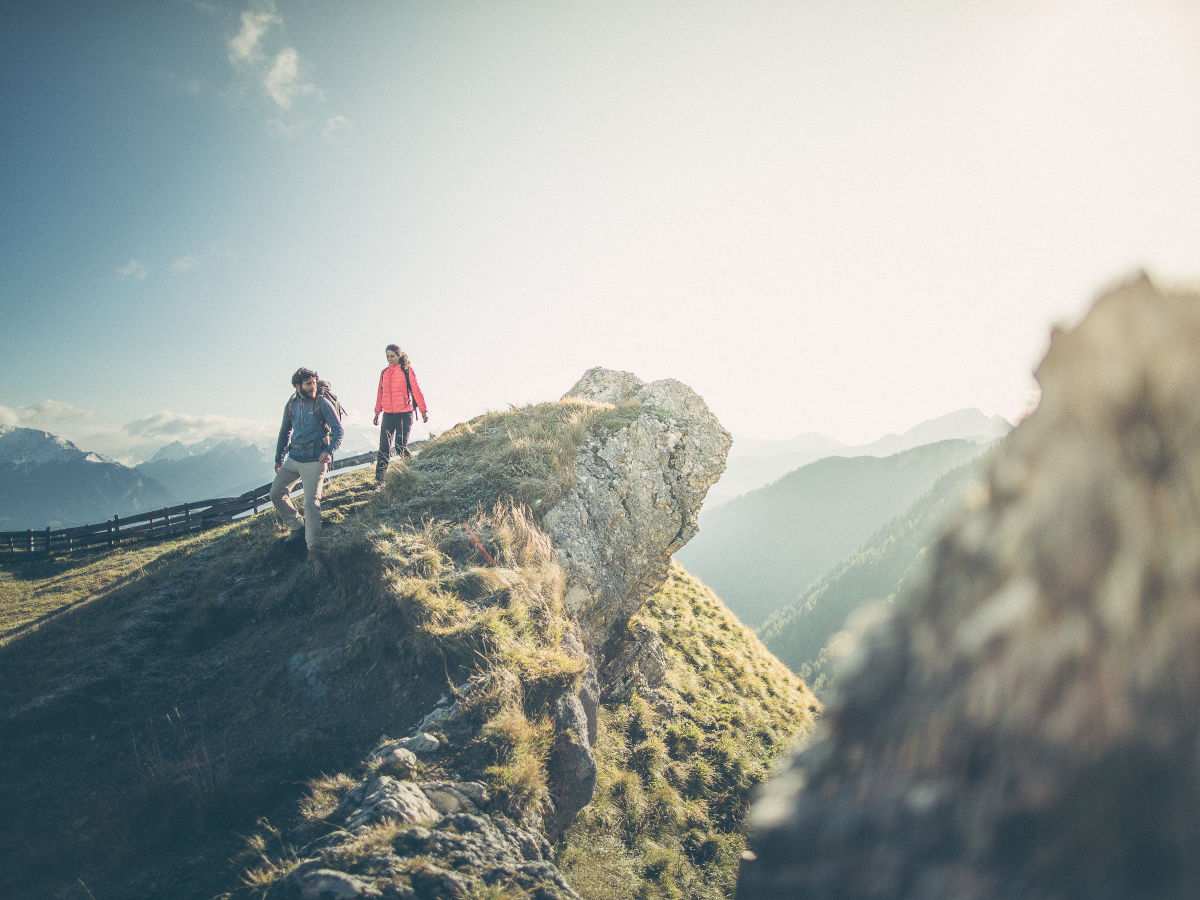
<box><xmin>135</xmin><ymin>437</ymin><xmax>274</xmax><ymax>501</ymax></box>
<box><xmin>710</xmin><ymin>408</ymin><xmax>1009</xmax><ymax>505</ymax></box>
<box><xmin>0</xmin><ymin>424</ymin><xmax>107</xmax><ymax>466</ymax></box>
<box><xmin>677</xmin><ymin>437</ymin><xmax>995</xmax><ymax>628</ymax></box>
<box><xmin>760</xmin><ymin>453</ymin><xmax>992</xmax><ymax>696</ymax></box>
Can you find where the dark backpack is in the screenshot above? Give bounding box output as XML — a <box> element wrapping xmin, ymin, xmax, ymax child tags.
<box><xmin>316</xmin><ymin>379</ymin><xmax>346</xmax><ymax>421</ymax></box>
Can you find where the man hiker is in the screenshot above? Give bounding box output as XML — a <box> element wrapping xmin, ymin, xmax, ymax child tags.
<box><xmin>373</xmin><ymin>343</ymin><xmax>428</xmax><ymax>486</ymax></box>
<box><xmin>271</xmin><ymin>366</ymin><xmax>344</xmax><ymax>553</ymax></box>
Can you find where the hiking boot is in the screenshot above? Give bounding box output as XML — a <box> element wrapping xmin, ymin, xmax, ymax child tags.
<box><xmin>281</xmin><ymin>530</ymin><xmax>305</xmax><ymax>554</ymax></box>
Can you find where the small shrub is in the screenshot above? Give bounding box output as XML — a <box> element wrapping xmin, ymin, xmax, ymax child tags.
<box><xmin>629</xmin><ymin>734</ymin><xmax>668</xmax><ymax>784</ymax></box>
<box><xmin>682</xmin><ymin>828</ymin><xmax>722</xmax><ymax>865</ymax></box>
<box><xmin>644</xmin><ymin>782</ymin><xmax>685</xmax><ymax>831</ymax></box>
<box><xmin>665</xmin><ymin>720</ymin><xmax>703</xmax><ymax>758</ymax></box>
<box><xmin>299</xmin><ymin>772</ymin><xmax>357</xmax><ymax>823</ymax></box>
<box><xmin>683</xmin><ymin>759</ymin><xmax>715</xmax><ymax>799</ymax></box>
<box><xmin>326</xmin><ymin>819</ymin><xmax>407</xmax><ymax>867</ymax></box>
<box><xmin>625</xmin><ymin>697</ymin><xmax>654</xmax><ymax>745</ymax></box>
<box><xmin>558</xmin><ymin>832</ymin><xmax>639</xmax><ymax>900</ymax></box>
<box><xmin>642</xmin><ymin>843</ymin><xmax>674</xmax><ymax>879</ymax></box>
<box><xmin>238</xmin><ymin>818</ymin><xmax>299</xmax><ymax>892</ymax></box>
<box><xmin>480</xmin><ymin>703</ymin><xmax>553</xmax><ymax>811</ymax></box>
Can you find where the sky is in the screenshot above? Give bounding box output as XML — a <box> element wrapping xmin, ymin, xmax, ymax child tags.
<box><xmin>1</xmin><ymin>0</ymin><xmax>1198</xmax><ymax>463</ymax></box>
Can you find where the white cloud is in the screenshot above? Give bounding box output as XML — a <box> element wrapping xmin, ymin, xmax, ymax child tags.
<box><xmin>0</xmin><ymin>400</ymin><xmax>274</xmax><ymax>463</ymax></box>
<box><xmin>16</xmin><ymin>400</ymin><xmax>97</xmax><ymax>426</ymax></box>
<box><xmin>125</xmin><ymin>411</ymin><xmax>233</xmax><ymax>439</ymax></box>
<box><xmin>117</xmin><ymin>258</ymin><xmax>148</xmax><ymax>280</ymax></box>
<box><xmin>265</xmin><ymin>47</ymin><xmax>300</xmax><ymax>108</ymax></box>
<box><xmin>170</xmin><ymin>253</ymin><xmax>200</xmax><ymax>274</ymax></box>
<box><xmin>265</xmin><ymin>47</ymin><xmax>321</xmax><ymax>110</ymax></box>
<box><xmin>228</xmin><ymin>4</ymin><xmax>280</xmax><ymax>65</ymax></box>
<box><xmin>225</xmin><ymin>2</ymin><xmax>323</xmax><ymax>121</ymax></box>
<box><xmin>123</xmin><ymin>410</ymin><xmax>275</xmax><ymax>447</ymax></box>
<box><xmin>322</xmin><ymin>113</ymin><xmax>352</xmax><ymax>139</ymax></box>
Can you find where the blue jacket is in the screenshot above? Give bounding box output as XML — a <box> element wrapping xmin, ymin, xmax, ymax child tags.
<box><xmin>275</xmin><ymin>393</ymin><xmax>344</xmax><ymax>465</ymax></box>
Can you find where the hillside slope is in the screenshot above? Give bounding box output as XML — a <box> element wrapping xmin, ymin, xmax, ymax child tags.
<box><xmin>677</xmin><ymin>439</ymin><xmax>992</xmax><ymax>627</ymax></box>
<box><xmin>0</xmin><ymin>377</ymin><xmax>815</xmax><ymax>900</ymax></box>
<box><xmin>760</xmin><ymin>454</ymin><xmax>991</xmax><ymax>695</ymax></box>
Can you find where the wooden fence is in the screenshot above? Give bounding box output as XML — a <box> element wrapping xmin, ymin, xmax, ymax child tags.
<box><xmin>0</xmin><ymin>451</ymin><xmax>377</xmax><ymax>555</ymax></box>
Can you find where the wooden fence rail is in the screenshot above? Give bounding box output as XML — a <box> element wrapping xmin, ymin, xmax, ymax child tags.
<box><xmin>0</xmin><ymin>451</ymin><xmax>377</xmax><ymax>555</ymax></box>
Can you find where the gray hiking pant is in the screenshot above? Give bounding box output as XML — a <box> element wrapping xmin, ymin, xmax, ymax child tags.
<box><xmin>270</xmin><ymin>457</ymin><xmax>327</xmax><ymax>548</ymax></box>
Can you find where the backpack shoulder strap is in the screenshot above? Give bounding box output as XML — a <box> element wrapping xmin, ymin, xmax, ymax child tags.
<box><xmin>402</xmin><ymin>364</ymin><xmax>415</xmax><ymax>407</ymax></box>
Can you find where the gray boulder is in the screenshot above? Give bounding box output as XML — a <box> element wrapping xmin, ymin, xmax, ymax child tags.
<box><xmin>738</xmin><ymin>273</ymin><xmax>1200</xmax><ymax>899</ymax></box>
<box><xmin>546</xmin><ymin>367</ymin><xmax>732</xmax><ymax>651</ymax></box>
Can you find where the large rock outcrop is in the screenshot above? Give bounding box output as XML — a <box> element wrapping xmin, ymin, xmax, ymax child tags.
<box><xmin>263</xmin><ymin>370</ymin><xmax>732</xmax><ymax>898</ymax></box>
<box><xmin>545</xmin><ymin>367</ymin><xmax>732</xmax><ymax>652</ymax></box>
<box><xmin>737</xmin><ymin>273</ymin><xmax>1200</xmax><ymax>898</ymax></box>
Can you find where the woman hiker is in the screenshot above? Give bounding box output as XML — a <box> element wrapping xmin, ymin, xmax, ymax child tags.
<box><xmin>373</xmin><ymin>344</ymin><xmax>428</xmax><ymax>486</ymax></box>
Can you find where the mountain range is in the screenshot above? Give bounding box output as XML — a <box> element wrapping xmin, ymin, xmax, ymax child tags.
<box><xmin>708</xmin><ymin>407</ymin><xmax>1009</xmax><ymax>505</ymax></box>
<box><xmin>0</xmin><ymin>426</ymin><xmax>176</xmax><ymax>531</ymax></box>
<box><xmin>0</xmin><ymin>427</ymin><xmax>279</xmax><ymax>531</ymax></box>
<box><xmin>760</xmin><ymin>452</ymin><xmax>992</xmax><ymax>695</ymax></box>
<box><xmin>676</xmin><ymin>437</ymin><xmax>996</xmax><ymax>628</ymax></box>
<box><xmin>134</xmin><ymin>437</ymin><xmax>274</xmax><ymax>502</ymax></box>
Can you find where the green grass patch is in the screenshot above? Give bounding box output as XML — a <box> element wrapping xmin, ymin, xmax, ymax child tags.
<box><xmin>559</xmin><ymin>563</ymin><xmax>820</xmax><ymax>900</ymax></box>
<box><xmin>373</xmin><ymin>399</ymin><xmax>642</xmax><ymax>523</ymax></box>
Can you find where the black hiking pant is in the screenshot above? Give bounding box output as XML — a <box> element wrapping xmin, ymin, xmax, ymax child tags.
<box><xmin>376</xmin><ymin>411</ymin><xmax>413</xmax><ymax>482</ymax></box>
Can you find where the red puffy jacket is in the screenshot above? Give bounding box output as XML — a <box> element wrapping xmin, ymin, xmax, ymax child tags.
<box><xmin>375</xmin><ymin>363</ymin><xmax>428</xmax><ymax>415</ymax></box>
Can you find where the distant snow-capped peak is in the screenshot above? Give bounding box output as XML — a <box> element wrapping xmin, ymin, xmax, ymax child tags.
<box><xmin>0</xmin><ymin>425</ymin><xmax>93</xmax><ymax>467</ymax></box>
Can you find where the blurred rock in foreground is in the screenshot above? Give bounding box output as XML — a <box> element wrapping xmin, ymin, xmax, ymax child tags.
<box><xmin>738</xmin><ymin>273</ymin><xmax>1200</xmax><ymax>899</ymax></box>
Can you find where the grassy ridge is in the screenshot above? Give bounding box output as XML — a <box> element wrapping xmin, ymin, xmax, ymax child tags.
<box><xmin>1</xmin><ymin>402</ymin><xmax>817</xmax><ymax>899</ymax></box>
